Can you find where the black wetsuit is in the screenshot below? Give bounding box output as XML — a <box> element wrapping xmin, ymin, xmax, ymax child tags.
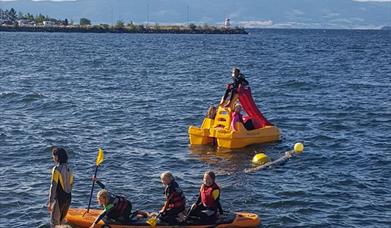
<box><xmin>222</xmin><ymin>74</ymin><xmax>249</xmax><ymax>106</ymax></box>
<box><xmin>94</xmin><ymin>181</ymin><xmax>132</xmax><ymax>225</ymax></box>
<box><xmin>49</xmin><ymin>164</ymin><xmax>73</xmax><ymax>227</ymax></box>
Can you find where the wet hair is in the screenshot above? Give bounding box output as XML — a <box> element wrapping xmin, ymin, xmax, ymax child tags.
<box><xmin>232</xmin><ymin>67</ymin><xmax>240</xmax><ymax>74</ymax></box>
<box><xmin>97</xmin><ymin>189</ymin><xmax>109</xmax><ymax>201</ymax></box>
<box><xmin>234</xmin><ymin>103</ymin><xmax>242</xmax><ymax>112</ymax></box>
<box><xmin>160</xmin><ymin>171</ymin><xmax>174</xmax><ymax>182</ymax></box>
<box><xmin>51</xmin><ymin>147</ymin><xmax>68</xmax><ymax>164</ymax></box>
<box><xmin>206</xmin><ymin>105</ymin><xmax>217</xmax><ymax>119</ymax></box>
<box><xmin>204</xmin><ymin>171</ymin><xmax>216</xmax><ymax>181</ymax></box>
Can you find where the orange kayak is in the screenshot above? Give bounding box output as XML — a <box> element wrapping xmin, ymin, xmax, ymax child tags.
<box><xmin>66</xmin><ymin>208</ymin><xmax>261</xmax><ymax>227</ymax></box>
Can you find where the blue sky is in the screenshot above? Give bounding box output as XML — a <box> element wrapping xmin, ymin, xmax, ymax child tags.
<box><xmin>0</xmin><ymin>0</ymin><xmax>390</xmax><ymax>28</ymax></box>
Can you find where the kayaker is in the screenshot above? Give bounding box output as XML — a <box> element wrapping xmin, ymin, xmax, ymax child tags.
<box><xmin>48</xmin><ymin>147</ymin><xmax>73</xmax><ymax>228</ymax></box>
<box><xmin>188</xmin><ymin>171</ymin><xmax>223</xmax><ymax>223</ymax></box>
<box><xmin>159</xmin><ymin>171</ymin><xmax>186</xmax><ymax>225</ymax></box>
<box><xmin>89</xmin><ymin>180</ymin><xmax>132</xmax><ymax>227</ymax></box>
<box><xmin>231</xmin><ymin>103</ymin><xmax>255</xmax><ymax>131</ymax></box>
<box><xmin>220</xmin><ymin>67</ymin><xmax>249</xmax><ymax>107</ymax></box>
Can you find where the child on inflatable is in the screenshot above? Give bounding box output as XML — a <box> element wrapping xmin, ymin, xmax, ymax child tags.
<box><xmin>206</xmin><ymin>105</ymin><xmax>217</xmax><ymax>119</ymax></box>
<box><xmin>48</xmin><ymin>147</ymin><xmax>73</xmax><ymax>228</ymax></box>
<box><xmin>89</xmin><ymin>180</ymin><xmax>132</xmax><ymax>227</ymax></box>
<box><xmin>231</xmin><ymin>103</ymin><xmax>255</xmax><ymax>131</ymax></box>
<box><xmin>221</xmin><ymin>67</ymin><xmax>249</xmax><ymax>107</ymax></box>
<box><xmin>159</xmin><ymin>171</ymin><xmax>187</xmax><ymax>225</ymax></box>
<box><xmin>188</xmin><ymin>171</ymin><xmax>223</xmax><ymax>223</ymax></box>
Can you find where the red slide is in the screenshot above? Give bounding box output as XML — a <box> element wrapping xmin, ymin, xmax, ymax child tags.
<box><xmin>238</xmin><ymin>86</ymin><xmax>273</xmax><ymax>128</ymax></box>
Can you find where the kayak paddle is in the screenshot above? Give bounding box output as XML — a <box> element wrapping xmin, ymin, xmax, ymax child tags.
<box><xmin>146</xmin><ymin>212</ymin><xmax>161</xmax><ymax>227</ymax></box>
<box><xmin>86</xmin><ymin>148</ymin><xmax>105</xmax><ymax>214</ymax></box>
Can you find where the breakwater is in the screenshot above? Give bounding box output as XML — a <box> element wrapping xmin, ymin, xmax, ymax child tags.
<box><xmin>0</xmin><ymin>25</ymin><xmax>248</xmax><ymax>34</ymax></box>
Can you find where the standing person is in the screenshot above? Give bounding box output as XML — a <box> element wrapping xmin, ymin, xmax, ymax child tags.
<box><xmin>159</xmin><ymin>171</ymin><xmax>186</xmax><ymax>225</ymax></box>
<box><xmin>188</xmin><ymin>171</ymin><xmax>223</xmax><ymax>223</ymax></box>
<box><xmin>220</xmin><ymin>67</ymin><xmax>249</xmax><ymax>107</ymax></box>
<box><xmin>48</xmin><ymin>147</ymin><xmax>73</xmax><ymax>227</ymax></box>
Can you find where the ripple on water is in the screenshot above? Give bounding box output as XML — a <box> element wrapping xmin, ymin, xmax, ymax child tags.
<box><xmin>0</xmin><ymin>30</ymin><xmax>390</xmax><ymax>227</ymax></box>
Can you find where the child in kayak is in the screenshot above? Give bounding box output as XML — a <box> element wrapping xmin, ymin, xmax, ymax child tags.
<box><xmin>89</xmin><ymin>180</ymin><xmax>132</xmax><ymax>227</ymax></box>
<box><xmin>159</xmin><ymin>171</ymin><xmax>186</xmax><ymax>225</ymax></box>
<box><xmin>188</xmin><ymin>171</ymin><xmax>223</xmax><ymax>223</ymax></box>
<box><xmin>48</xmin><ymin>147</ymin><xmax>73</xmax><ymax>228</ymax></box>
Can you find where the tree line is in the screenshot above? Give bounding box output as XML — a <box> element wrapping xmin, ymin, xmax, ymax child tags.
<box><xmin>0</xmin><ymin>8</ymin><xmax>246</xmax><ymax>34</ymax></box>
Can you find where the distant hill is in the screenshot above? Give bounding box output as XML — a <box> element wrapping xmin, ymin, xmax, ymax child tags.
<box><xmin>381</xmin><ymin>26</ymin><xmax>391</xmax><ymax>30</ymax></box>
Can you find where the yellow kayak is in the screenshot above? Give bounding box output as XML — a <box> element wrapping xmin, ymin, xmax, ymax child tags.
<box><xmin>66</xmin><ymin>208</ymin><xmax>261</xmax><ymax>228</ymax></box>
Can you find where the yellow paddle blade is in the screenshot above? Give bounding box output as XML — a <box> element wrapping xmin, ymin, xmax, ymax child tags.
<box><xmin>96</xmin><ymin>148</ymin><xmax>104</xmax><ymax>166</ymax></box>
<box><xmin>146</xmin><ymin>217</ymin><xmax>158</xmax><ymax>227</ymax></box>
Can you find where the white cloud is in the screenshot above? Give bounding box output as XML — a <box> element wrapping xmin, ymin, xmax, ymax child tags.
<box><xmin>239</xmin><ymin>20</ymin><xmax>273</xmax><ymax>28</ymax></box>
<box><xmin>271</xmin><ymin>21</ymin><xmax>325</xmax><ymax>28</ymax></box>
<box><xmin>292</xmin><ymin>9</ymin><xmax>305</xmax><ymax>16</ymax></box>
<box><xmin>325</xmin><ymin>12</ymin><xmax>341</xmax><ymax>17</ymax></box>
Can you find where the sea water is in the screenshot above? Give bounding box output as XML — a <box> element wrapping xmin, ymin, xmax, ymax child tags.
<box><xmin>0</xmin><ymin>29</ymin><xmax>390</xmax><ymax>227</ymax></box>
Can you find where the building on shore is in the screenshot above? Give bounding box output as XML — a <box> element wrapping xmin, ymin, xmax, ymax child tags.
<box><xmin>1</xmin><ymin>20</ymin><xmax>13</xmax><ymax>26</ymax></box>
<box><xmin>17</xmin><ymin>19</ymin><xmax>34</xmax><ymax>27</ymax></box>
<box><xmin>43</xmin><ymin>21</ymin><xmax>56</xmax><ymax>27</ymax></box>
<box><xmin>224</xmin><ymin>18</ymin><xmax>231</xmax><ymax>28</ymax></box>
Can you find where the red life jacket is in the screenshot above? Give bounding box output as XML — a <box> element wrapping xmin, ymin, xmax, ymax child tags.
<box><xmin>200</xmin><ymin>183</ymin><xmax>220</xmax><ymax>209</ymax></box>
<box><xmin>108</xmin><ymin>196</ymin><xmax>131</xmax><ymax>218</ymax></box>
<box><xmin>165</xmin><ymin>181</ymin><xmax>186</xmax><ymax>209</ymax></box>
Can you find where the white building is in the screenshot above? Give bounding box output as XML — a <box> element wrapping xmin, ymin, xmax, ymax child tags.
<box><xmin>224</xmin><ymin>18</ymin><xmax>231</xmax><ymax>28</ymax></box>
<box><xmin>43</xmin><ymin>21</ymin><xmax>56</xmax><ymax>27</ymax></box>
<box><xmin>17</xmin><ymin>19</ymin><xmax>34</xmax><ymax>27</ymax></box>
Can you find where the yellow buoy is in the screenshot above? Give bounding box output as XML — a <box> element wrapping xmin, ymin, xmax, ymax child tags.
<box><xmin>294</xmin><ymin>142</ymin><xmax>304</xmax><ymax>154</ymax></box>
<box><xmin>252</xmin><ymin>153</ymin><xmax>269</xmax><ymax>165</ymax></box>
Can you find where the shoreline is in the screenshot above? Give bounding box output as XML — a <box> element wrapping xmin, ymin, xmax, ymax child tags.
<box><xmin>0</xmin><ymin>25</ymin><xmax>248</xmax><ymax>34</ymax></box>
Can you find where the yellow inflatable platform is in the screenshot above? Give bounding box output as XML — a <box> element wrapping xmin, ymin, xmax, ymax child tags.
<box><xmin>189</xmin><ymin>87</ymin><xmax>280</xmax><ymax>149</ymax></box>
